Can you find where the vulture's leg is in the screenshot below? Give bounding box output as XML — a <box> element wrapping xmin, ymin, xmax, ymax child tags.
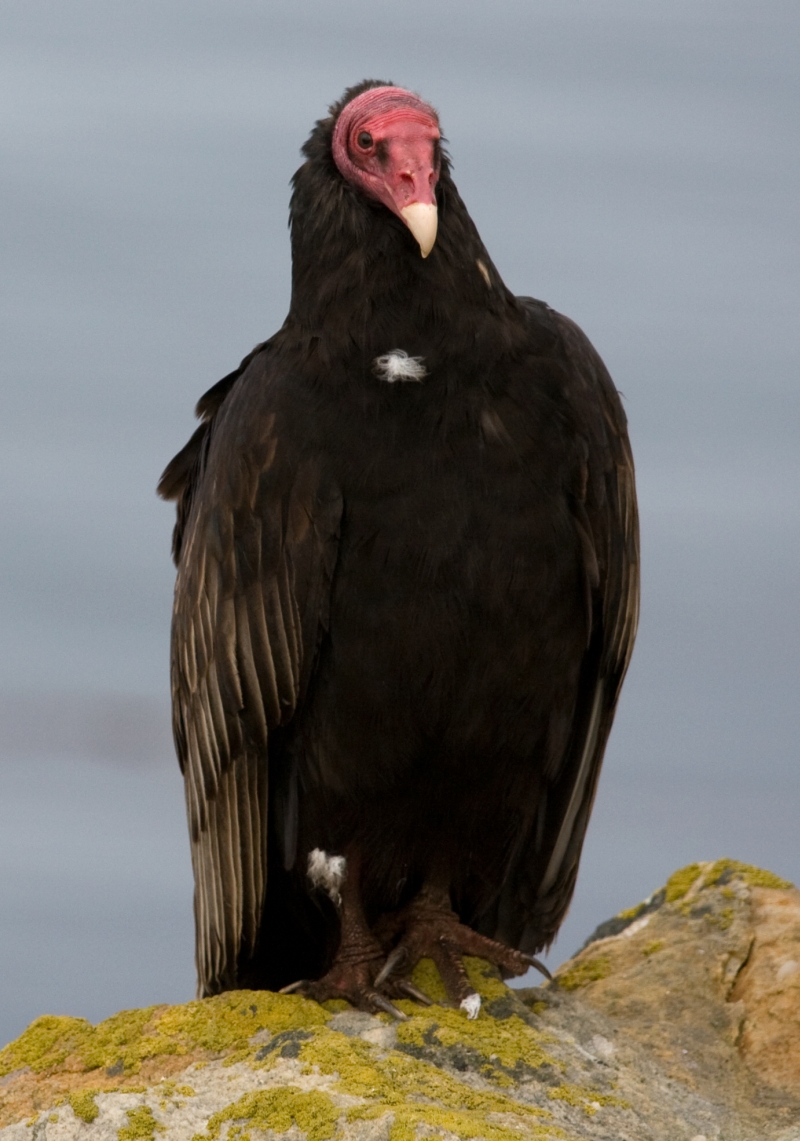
<box><xmin>282</xmin><ymin>849</ymin><xmax>407</xmax><ymax>1020</ymax></box>
<box><xmin>374</xmin><ymin>881</ymin><xmax>551</xmax><ymax>1016</ymax></box>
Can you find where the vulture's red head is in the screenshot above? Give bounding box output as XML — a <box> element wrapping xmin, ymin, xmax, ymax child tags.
<box><xmin>332</xmin><ymin>86</ymin><xmax>441</xmax><ymax>258</ymax></box>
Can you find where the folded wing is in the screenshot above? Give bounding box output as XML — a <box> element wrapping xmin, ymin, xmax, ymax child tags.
<box><xmin>494</xmin><ymin>303</ymin><xmax>640</xmax><ymax>953</ymax></box>
<box><xmin>159</xmin><ymin>348</ymin><xmax>342</xmax><ymax>995</ymax></box>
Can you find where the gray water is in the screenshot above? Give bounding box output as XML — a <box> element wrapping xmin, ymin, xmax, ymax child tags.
<box><xmin>2</xmin><ymin>0</ymin><xmax>798</xmax><ymax>1046</ymax></box>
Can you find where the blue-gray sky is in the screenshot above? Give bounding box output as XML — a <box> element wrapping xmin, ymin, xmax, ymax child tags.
<box><xmin>1</xmin><ymin>0</ymin><xmax>798</xmax><ymax>1046</ymax></box>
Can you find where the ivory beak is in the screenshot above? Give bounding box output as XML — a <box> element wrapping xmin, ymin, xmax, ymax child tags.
<box><xmin>400</xmin><ymin>202</ymin><xmax>438</xmax><ymax>258</ymax></box>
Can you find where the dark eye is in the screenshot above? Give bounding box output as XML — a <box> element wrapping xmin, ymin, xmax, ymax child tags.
<box><xmin>357</xmin><ymin>131</ymin><xmax>373</xmax><ymax>149</ymax></box>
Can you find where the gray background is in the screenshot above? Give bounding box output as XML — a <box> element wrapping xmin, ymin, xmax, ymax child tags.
<box><xmin>1</xmin><ymin>0</ymin><xmax>798</xmax><ymax>1047</ymax></box>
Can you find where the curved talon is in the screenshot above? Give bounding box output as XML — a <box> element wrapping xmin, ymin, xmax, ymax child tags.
<box><xmin>522</xmin><ymin>954</ymin><xmax>552</xmax><ymax>981</ymax></box>
<box><xmin>278</xmin><ymin>979</ymin><xmax>308</xmax><ymax>994</ymax></box>
<box><xmin>374</xmin><ymin>945</ymin><xmax>408</xmax><ymax>987</ymax></box>
<box><xmin>396</xmin><ymin>979</ymin><xmax>434</xmax><ymax>1006</ymax></box>
<box><xmin>370</xmin><ymin>992</ymin><xmax>408</xmax><ymax>1021</ymax></box>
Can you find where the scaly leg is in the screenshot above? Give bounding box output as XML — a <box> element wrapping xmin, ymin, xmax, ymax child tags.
<box><xmin>280</xmin><ymin>849</ymin><xmax>407</xmax><ymax>1019</ymax></box>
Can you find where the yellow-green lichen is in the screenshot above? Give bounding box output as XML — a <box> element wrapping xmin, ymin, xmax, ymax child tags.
<box><xmin>395</xmin><ymin>1005</ymin><xmax>553</xmax><ymax>1072</ymax></box>
<box><xmin>371</xmin><ymin>1104</ymin><xmax>561</xmax><ymax>1141</ymax></box>
<box><xmin>0</xmin><ymin>1014</ymin><xmax>126</xmax><ymax>1077</ymax></box>
<box><xmin>662</xmin><ymin>859</ymin><xmax>792</xmax><ymax>913</ymax></box>
<box><xmin>664</xmin><ymin>863</ymin><xmax>703</xmax><ymax>904</ymax></box>
<box><xmin>0</xmin><ymin>992</ymin><xmax>327</xmax><ymax>1080</ymax></box>
<box><xmin>642</xmin><ymin>941</ymin><xmax>664</xmax><ymax>958</ymax></box>
<box><xmin>547</xmin><ymin>1083</ymin><xmax>628</xmax><ymax>1116</ymax></box>
<box><xmin>155</xmin><ymin>1080</ymin><xmax>195</xmax><ymax>1100</ymax></box>
<box><xmin>715</xmin><ymin>907</ymin><xmax>735</xmax><ymax>930</ymax></box>
<box><xmin>68</xmin><ymin>1090</ymin><xmax>100</xmax><ymax>1123</ymax></box>
<box><xmin>156</xmin><ymin>1079</ymin><xmax>196</xmax><ymax>1110</ymax></box>
<box><xmin>706</xmin><ymin>859</ymin><xmax>792</xmax><ymax>891</ymax></box>
<box><xmin>197</xmin><ymin>1089</ymin><xmax>339</xmax><ymax>1141</ymax></box>
<box><xmin>555</xmin><ymin>957</ymin><xmax>611</xmax><ymax>992</ymax></box>
<box><xmin>615</xmin><ymin>903</ymin><xmax>645</xmax><ymax>922</ymax></box>
<box><xmin>349</xmin><ymin>1101</ymin><xmax>558</xmax><ymax>1141</ymax></box>
<box><xmin>406</xmin><ymin>955</ymin><xmax>510</xmax><ymax>1007</ymax></box>
<box><xmin>118</xmin><ymin>1106</ymin><xmax>165</xmax><ymax>1141</ymax></box>
<box><xmin>462</xmin><ymin>957</ymin><xmax>513</xmax><ymax>1003</ymax></box>
<box><xmin>409</xmin><ymin>957</ymin><xmax>449</xmax><ymax>1004</ymax></box>
<box><xmin>374</xmin><ymin>957</ymin><xmax>554</xmax><ymax>1075</ymax></box>
<box><xmin>297</xmin><ymin>1023</ymin><xmax>553</xmax><ymax>1138</ymax></box>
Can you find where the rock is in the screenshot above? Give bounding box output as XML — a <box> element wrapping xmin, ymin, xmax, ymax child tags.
<box><xmin>2</xmin><ymin>860</ymin><xmax>799</xmax><ymax>1141</ymax></box>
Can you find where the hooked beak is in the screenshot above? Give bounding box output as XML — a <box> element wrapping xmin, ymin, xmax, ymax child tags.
<box><xmin>377</xmin><ymin>127</ymin><xmax>440</xmax><ymax>257</ymax></box>
<box><xmin>400</xmin><ymin>202</ymin><xmax>438</xmax><ymax>258</ymax></box>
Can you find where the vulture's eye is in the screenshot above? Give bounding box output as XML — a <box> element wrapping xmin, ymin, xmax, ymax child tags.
<box><xmin>357</xmin><ymin>131</ymin><xmax>373</xmax><ymax>149</ymax></box>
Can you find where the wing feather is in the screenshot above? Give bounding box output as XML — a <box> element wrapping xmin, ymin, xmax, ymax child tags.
<box><xmin>495</xmin><ymin>303</ymin><xmax>639</xmax><ymax>953</ymax></box>
<box><xmin>245</xmin><ymin>582</ymin><xmax>282</xmax><ymax>725</ymax></box>
<box><xmin>164</xmin><ymin>349</ymin><xmax>342</xmax><ymax>996</ymax></box>
<box><xmin>233</xmin><ymin>593</ymin><xmax>269</xmax><ymax>747</ymax></box>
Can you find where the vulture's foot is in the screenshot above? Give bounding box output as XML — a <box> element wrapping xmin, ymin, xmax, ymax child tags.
<box><xmin>374</xmin><ymin>884</ymin><xmax>551</xmax><ymax>1016</ymax></box>
<box><xmin>280</xmin><ymin>947</ymin><xmax>434</xmax><ymax>1016</ymax></box>
<box><xmin>281</xmin><ymin>946</ymin><xmax>408</xmax><ymax>1020</ymax></box>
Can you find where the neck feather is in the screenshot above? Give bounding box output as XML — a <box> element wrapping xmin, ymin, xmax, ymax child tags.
<box><xmin>287</xmin><ymin>158</ymin><xmax>515</xmax><ymax>356</ymax></box>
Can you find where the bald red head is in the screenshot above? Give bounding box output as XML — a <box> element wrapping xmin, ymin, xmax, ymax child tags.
<box><xmin>332</xmin><ymin>86</ymin><xmax>441</xmax><ymax>256</ymax></box>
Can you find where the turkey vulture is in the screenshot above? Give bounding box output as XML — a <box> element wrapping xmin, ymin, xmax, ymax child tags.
<box><xmin>158</xmin><ymin>81</ymin><xmax>639</xmax><ymax>1017</ymax></box>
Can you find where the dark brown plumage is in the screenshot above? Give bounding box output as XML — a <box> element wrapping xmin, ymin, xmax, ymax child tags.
<box><xmin>158</xmin><ymin>80</ymin><xmax>639</xmax><ymax>1010</ymax></box>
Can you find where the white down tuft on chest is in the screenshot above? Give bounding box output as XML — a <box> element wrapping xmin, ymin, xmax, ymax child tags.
<box><xmin>373</xmin><ymin>350</ymin><xmax>428</xmax><ymax>383</ymax></box>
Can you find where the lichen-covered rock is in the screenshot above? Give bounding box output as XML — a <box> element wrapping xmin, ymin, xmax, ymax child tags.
<box><xmin>548</xmin><ymin>858</ymin><xmax>800</xmax><ymax>1137</ymax></box>
<box><xmin>2</xmin><ymin>861</ymin><xmax>799</xmax><ymax>1141</ymax></box>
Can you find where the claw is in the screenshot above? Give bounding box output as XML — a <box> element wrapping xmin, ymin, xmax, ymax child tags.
<box><xmin>521</xmin><ymin>954</ymin><xmax>553</xmax><ymax>981</ymax></box>
<box><xmin>396</xmin><ymin>979</ymin><xmax>434</xmax><ymax>1006</ymax></box>
<box><xmin>374</xmin><ymin>945</ymin><xmax>408</xmax><ymax>988</ymax></box>
<box><xmin>369</xmin><ymin>992</ymin><xmax>408</xmax><ymax>1021</ymax></box>
<box><xmin>278</xmin><ymin>979</ymin><xmax>308</xmax><ymax>994</ymax></box>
